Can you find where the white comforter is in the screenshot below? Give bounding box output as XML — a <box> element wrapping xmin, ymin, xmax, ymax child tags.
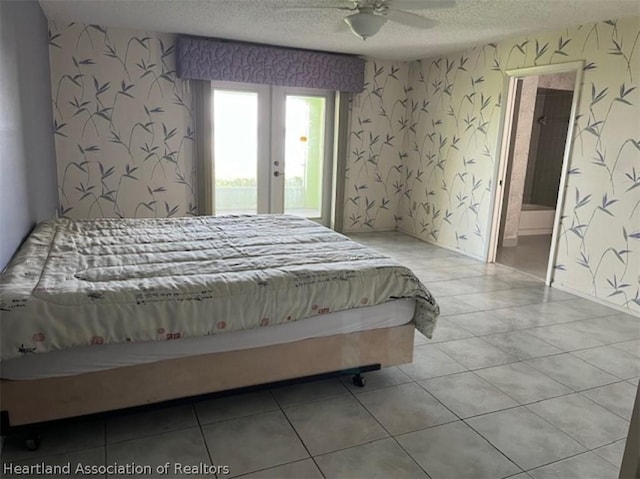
<box><xmin>0</xmin><ymin>215</ymin><xmax>439</xmax><ymax>361</ymax></box>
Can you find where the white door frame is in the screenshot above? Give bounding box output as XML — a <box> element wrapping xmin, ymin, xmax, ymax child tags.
<box><xmin>271</xmin><ymin>87</ymin><xmax>335</xmax><ymax>226</ymax></box>
<box><xmin>209</xmin><ymin>82</ymin><xmax>335</xmax><ymax>224</ymax></box>
<box><xmin>485</xmin><ymin>61</ymin><xmax>584</xmax><ymax>286</ymax></box>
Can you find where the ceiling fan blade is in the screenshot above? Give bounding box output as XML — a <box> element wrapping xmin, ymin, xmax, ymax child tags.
<box><xmin>278</xmin><ymin>2</ymin><xmax>355</xmax><ymax>11</ymax></box>
<box><xmin>334</xmin><ymin>19</ymin><xmax>351</xmax><ymax>33</ymax></box>
<box><xmin>385</xmin><ymin>0</ymin><xmax>456</xmax><ymax>10</ymax></box>
<box><xmin>385</xmin><ymin>10</ymin><xmax>437</xmax><ymax>29</ymax></box>
<box><xmin>279</xmin><ymin>6</ymin><xmax>351</xmax><ymax>11</ymax></box>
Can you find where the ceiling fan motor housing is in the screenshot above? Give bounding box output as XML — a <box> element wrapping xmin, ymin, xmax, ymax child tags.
<box><xmin>344</xmin><ymin>6</ymin><xmax>388</xmax><ymax>40</ymax></box>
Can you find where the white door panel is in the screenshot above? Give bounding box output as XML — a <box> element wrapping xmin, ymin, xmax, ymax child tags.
<box><xmin>211</xmin><ymin>82</ymin><xmax>334</xmax><ymax>225</ymax></box>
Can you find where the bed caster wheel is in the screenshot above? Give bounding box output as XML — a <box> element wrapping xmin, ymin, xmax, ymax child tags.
<box><xmin>352</xmin><ymin>374</ymin><xmax>366</xmax><ymax>388</ymax></box>
<box><xmin>25</xmin><ymin>433</ymin><xmax>40</xmax><ymax>451</ymax></box>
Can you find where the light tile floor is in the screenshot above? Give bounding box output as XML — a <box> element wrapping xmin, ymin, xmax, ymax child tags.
<box><xmin>496</xmin><ymin>234</ymin><xmax>552</xmax><ymax>280</ymax></box>
<box><xmin>2</xmin><ymin>232</ymin><xmax>638</xmax><ymax>478</ymax></box>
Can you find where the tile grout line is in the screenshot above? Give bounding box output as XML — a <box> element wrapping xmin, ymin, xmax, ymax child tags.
<box><xmin>523</xmin><ymin>400</ymin><xmax>628</xmax><ymax>452</ymax></box>
<box><xmin>347</xmin><ymin>374</ymin><xmax>526</xmax><ymax>477</ymax></box>
<box><xmin>428</xmin><ymin>315</ymin><xmax>638</xmax><ymax>383</ymax></box>
<box><xmin>274</xmin><ymin>388</ymin><xmax>328</xmax><ymax>479</ymax></box>
<box><xmin>414</xmin><ymin>373</ymin><xmax>524</xmax><ymax>421</ymax></box>
<box><xmin>350</xmin><ymin>235</ymin><xmax>633</xmax><ymax>475</ymax></box>
<box><xmin>437</xmin><ymin>292</ymin><xmax>626</xmax><ymax>319</ymax></box>
<box><xmin>522</xmin><ymin>449</ymin><xmax>614</xmax><ymax>475</ymax></box>
<box><xmin>343</xmin><ymin>380</ymin><xmax>439</xmax><ymax>479</ymax></box>
<box><xmin>395</xmin><ymin>380</ymin><xmax>527</xmax><ymax>476</ymax></box>
<box><xmin>564</xmin><ymin>349</ymin><xmax>638</xmax><ymax>382</ymax></box>
<box><xmin>5</xmin><ymin>233</ymin><xmax>635</xmax><ymax>477</ymax></box>
<box><xmin>462</xmin><ymin>410</ymin><xmax>587</xmax><ymax>475</ymax></box>
<box><xmin>572</xmin><ymin>390</ymin><xmax>633</xmax><ymax>423</ymax></box>
<box><xmin>590</xmin><ymin>439</ymin><xmax>627</xmax><ymax>469</ymax></box>
<box><xmin>105</xmin><ymin>422</ymin><xmax>206</xmax><ymax>447</ymax></box>
<box><xmin>193</xmin><ymin>403</ymin><xmax>217</xmax><ymax>469</ymax></box>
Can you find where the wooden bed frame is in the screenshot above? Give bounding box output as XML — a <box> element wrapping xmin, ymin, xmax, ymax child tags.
<box><xmin>0</xmin><ymin>323</ymin><xmax>414</xmax><ymax>428</ymax></box>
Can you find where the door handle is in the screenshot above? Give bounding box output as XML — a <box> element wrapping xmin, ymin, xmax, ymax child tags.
<box><xmin>273</xmin><ymin>171</ymin><xmax>281</xmax><ymax>177</ymax></box>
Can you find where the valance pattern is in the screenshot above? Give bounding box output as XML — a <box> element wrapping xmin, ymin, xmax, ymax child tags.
<box><xmin>176</xmin><ymin>36</ymin><xmax>365</xmax><ymax>92</ymax></box>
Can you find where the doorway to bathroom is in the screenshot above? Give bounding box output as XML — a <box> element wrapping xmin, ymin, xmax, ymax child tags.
<box><xmin>488</xmin><ymin>62</ymin><xmax>582</xmax><ymax>283</ymax></box>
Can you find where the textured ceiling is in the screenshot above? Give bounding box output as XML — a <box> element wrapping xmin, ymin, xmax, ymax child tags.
<box><xmin>39</xmin><ymin>0</ymin><xmax>640</xmax><ymax>60</ymax></box>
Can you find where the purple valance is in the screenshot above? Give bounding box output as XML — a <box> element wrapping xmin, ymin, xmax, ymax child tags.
<box><xmin>176</xmin><ymin>36</ymin><xmax>365</xmax><ymax>92</ymax></box>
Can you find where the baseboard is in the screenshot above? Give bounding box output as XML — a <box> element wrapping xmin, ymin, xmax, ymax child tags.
<box><xmin>395</xmin><ymin>227</ymin><xmax>484</xmax><ymax>261</ymax></box>
<box><xmin>502</xmin><ymin>237</ymin><xmax>519</xmax><ymax>247</ymax></box>
<box><xmin>552</xmin><ymin>283</ymin><xmax>640</xmax><ymax>318</ymax></box>
<box><xmin>343</xmin><ymin>226</ymin><xmax>397</xmax><ymax>234</ymax></box>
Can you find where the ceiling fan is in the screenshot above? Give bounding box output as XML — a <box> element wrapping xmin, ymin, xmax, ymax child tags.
<box><xmin>285</xmin><ymin>0</ymin><xmax>456</xmax><ymax>40</ymax></box>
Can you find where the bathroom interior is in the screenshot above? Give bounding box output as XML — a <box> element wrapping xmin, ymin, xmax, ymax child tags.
<box><xmin>496</xmin><ymin>71</ymin><xmax>576</xmax><ymax>279</ymax></box>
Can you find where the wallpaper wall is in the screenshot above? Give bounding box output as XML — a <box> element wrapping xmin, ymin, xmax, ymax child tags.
<box><xmin>343</xmin><ymin>60</ymin><xmax>410</xmax><ymax>231</ymax></box>
<box><xmin>347</xmin><ymin>16</ymin><xmax>640</xmax><ymax>312</ymax></box>
<box><xmin>48</xmin><ymin>22</ymin><xmax>196</xmax><ymax>218</ymax></box>
<box><xmin>48</xmin><ymin>18</ymin><xmax>639</xmax><ymax>312</ymax></box>
<box><xmin>401</xmin><ymin>16</ymin><xmax>640</xmax><ymax>312</ymax></box>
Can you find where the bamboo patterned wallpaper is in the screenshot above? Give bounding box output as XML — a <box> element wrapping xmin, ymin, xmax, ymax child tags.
<box><xmin>49</xmin><ymin>18</ymin><xmax>639</xmax><ymax>312</ymax></box>
<box><xmin>347</xmin><ymin>16</ymin><xmax>640</xmax><ymax>312</ymax></box>
<box><xmin>344</xmin><ymin>60</ymin><xmax>410</xmax><ymax>231</ymax></box>
<box><xmin>48</xmin><ymin>22</ymin><xmax>196</xmax><ymax>219</ymax></box>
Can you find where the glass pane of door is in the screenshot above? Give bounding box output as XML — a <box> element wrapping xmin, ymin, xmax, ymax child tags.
<box><xmin>284</xmin><ymin>95</ymin><xmax>326</xmax><ymax>219</ymax></box>
<box><xmin>213</xmin><ymin>89</ymin><xmax>258</xmax><ymax>215</ymax></box>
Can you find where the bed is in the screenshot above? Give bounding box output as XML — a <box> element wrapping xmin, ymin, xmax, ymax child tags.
<box><xmin>0</xmin><ymin>214</ymin><xmax>439</xmax><ymax>430</ymax></box>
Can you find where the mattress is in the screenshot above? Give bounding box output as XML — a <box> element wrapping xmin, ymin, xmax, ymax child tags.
<box><xmin>0</xmin><ymin>214</ymin><xmax>439</xmax><ymax>362</ymax></box>
<box><xmin>1</xmin><ymin>299</ymin><xmax>415</xmax><ymax>380</ymax></box>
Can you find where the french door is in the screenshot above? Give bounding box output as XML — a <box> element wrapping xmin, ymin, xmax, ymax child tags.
<box><xmin>211</xmin><ymin>82</ymin><xmax>335</xmax><ymax>225</ymax></box>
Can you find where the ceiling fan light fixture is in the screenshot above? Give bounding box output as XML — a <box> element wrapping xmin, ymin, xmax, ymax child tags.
<box><xmin>344</xmin><ymin>11</ymin><xmax>387</xmax><ymax>40</ymax></box>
